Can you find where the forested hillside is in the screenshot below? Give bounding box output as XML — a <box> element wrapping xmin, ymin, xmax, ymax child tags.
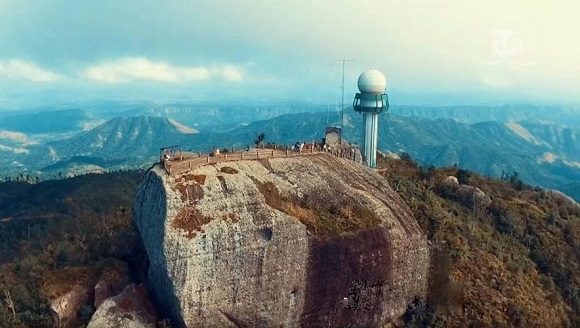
<box><xmin>0</xmin><ymin>159</ymin><xmax>577</xmax><ymax>327</ymax></box>
<box><xmin>381</xmin><ymin>156</ymin><xmax>580</xmax><ymax>327</ymax></box>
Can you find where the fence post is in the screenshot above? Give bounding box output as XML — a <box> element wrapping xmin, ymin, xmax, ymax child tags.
<box><xmin>207</xmin><ymin>156</ymin><xmax>210</xmax><ymax>163</ymax></box>
<box><xmin>256</xmin><ymin>150</ymin><xmax>259</xmax><ymax>158</ymax></box>
<box><xmin>189</xmin><ymin>161</ymin><xmax>192</xmax><ymax>169</ymax></box>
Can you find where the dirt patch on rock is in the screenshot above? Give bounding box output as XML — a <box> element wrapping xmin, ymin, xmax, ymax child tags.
<box><xmin>174</xmin><ymin>183</ymin><xmax>205</xmax><ymax>203</ymax></box>
<box><xmin>220</xmin><ymin>166</ymin><xmax>239</xmax><ymax>174</ymax></box>
<box><xmin>183</xmin><ymin>174</ymin><xmax>206</xmax><ymax>185</ymax></box>
<box><xmin>172</xmin><ymin>207</ymin><xmax>213</xmax><ymax>239</ymax></box>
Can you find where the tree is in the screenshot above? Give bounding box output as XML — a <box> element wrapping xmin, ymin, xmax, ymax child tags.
<box><xmin>400</xmin><ymin>152</ymin><xmax>414</xmax><ymax>164</ymax></box>
<box><xmin>457</xmin><ymin>169</ymin><xmax>471</xmax><ymax>185</ymax></box>
<box><xmin>254</xmin><ymin>132</ymin><xmax>266</xmax><ymax>147</ymax></box>
<box><xmin>420</xmin><ymin>165</ymin><xmax>436</xmax><ymax>179</ymax></box>
<box><xmin>509</xmin><ymin>171</ymin><xmax>524</xmax><ymax>189</ymax></box>
<box><xmin>2</xmin><ymin>289</ymin><xmax>16</xmax><ymax>321</ymax></box>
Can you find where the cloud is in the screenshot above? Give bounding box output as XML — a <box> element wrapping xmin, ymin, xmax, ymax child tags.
<box><xmin>82</xmin><ymin>58</ymin><xmax>244</xmax><ymax>83</ymax></box>
<box><xmin>0</xmin><ymin>59</ymin><xmax>62</xmax><ymax>82</ymax></box>
<box><xmin>220</xmin><ymin>66</ymin><xmax>244</xmax><ymax>82</ymax></box>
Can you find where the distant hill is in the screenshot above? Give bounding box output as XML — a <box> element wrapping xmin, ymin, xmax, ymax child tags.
<box><xmin>117</xmin><ymin>101</ymin><xmax>328</xmax><ymax>132</ymax></box>
<box><xmin>48</xmin><ymin>116</ymin><xmax>196</xmax><ymax>158</ymax></box>
<box><xmin>0</xmin><ymin>109</ymin><xmax>101</xmax><ymax>134</ymax></box>
<box><xmin>1</xmin><ymin>112</ymin><xmax>578</xmax><ymax>200</ymax></box>
<box><xmin>218</xmin><ymin>112</ymin><xmax>580</xmax><ymax>199</ymax></box>
<box><xmin>391</xmin><ymin>104</ymin><xmax>580</xmax><ymax>127</ymax></box>
<box><xmin>0</xmin><ymin>116</ymin><xmax>198</xmax><ymax>177</ymax></box>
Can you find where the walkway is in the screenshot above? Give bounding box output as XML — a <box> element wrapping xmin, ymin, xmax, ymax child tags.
<box><xmin>162</xmin><ymin>146</ymin><xmax>360</xmax><ymax>176</ymax></box>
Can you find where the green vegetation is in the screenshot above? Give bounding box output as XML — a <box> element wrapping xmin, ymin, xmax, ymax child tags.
<box><xmin>252</xmin><ymin>178</ymin><xmax>381</xmax><ymax>238</ymax></box>
<box><xmin>0</xmin><ymin>171</ymin><xmax>146</xmax><ymax>328</ymax></box>
<box><xmin>378</xmin><ymin>156</ymin><xmax>580</xmax><ymax>327</ymax></box>
<box><xmin>0</xmin><ymin>156</ymin><xmax>577</xmax><ymax>327</ymax></box>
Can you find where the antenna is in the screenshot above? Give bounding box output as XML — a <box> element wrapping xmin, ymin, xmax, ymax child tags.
<box><xmin>339</xmin><ymin>56</ymin><xmax>353</xmax><ymax>143</ymax></box>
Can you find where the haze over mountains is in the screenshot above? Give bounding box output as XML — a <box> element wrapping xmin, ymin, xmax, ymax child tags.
<box><xmin>0</xmin><ymin>102</ymin><xmax>578</xmax><ymax>199</ymax></box>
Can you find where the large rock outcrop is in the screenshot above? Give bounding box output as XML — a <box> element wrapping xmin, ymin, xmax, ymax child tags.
<box><xmin>87</xmin><ymin>284</ymin><xmax>157</xmax><ymax>328</ymax></box>
<box><xmin>134</xmin><ymin>153</ymin><xmax>429</xmax><ymax>327</ymax></box>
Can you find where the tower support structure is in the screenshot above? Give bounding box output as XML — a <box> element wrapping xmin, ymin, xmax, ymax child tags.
<box><xmin>352</xmin><ymin>69</ymin><xmax>389</xmax><ymax>168</ymax></box>
<box><xmin>362</xmin><ymin>112</ymin><xmax>380</xmax><ymax>167</ymax></box>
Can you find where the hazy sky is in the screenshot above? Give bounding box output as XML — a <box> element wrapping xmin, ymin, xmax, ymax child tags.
<box><xmin>1</xmin><ymin>0</ymin><xmax>579</xmax><ymax>107</ymax></box>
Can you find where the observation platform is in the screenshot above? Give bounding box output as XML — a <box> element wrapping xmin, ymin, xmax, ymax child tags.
<box><xmin>160</xmin><ymin>145</ymin><xmax>361</xmax><ymax>177</ymax></box>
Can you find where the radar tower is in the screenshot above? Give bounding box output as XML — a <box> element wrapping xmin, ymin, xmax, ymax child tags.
<box><xmin>352</xmin><ymin>69</ymin><xmax>389</xmax><ymax>168</ymax></box>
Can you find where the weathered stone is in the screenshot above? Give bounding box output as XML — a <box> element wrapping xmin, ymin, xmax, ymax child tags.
<box><xmin>456</xmin><ymin>184</ymin><xmax>492</xmax><ymax>207</ymax></box>
<box><xmin>48</xmin><ymin>284</ymin><xmax>92</xmax><ymax>328</ymax></box>
<box><xmin>41</xmin><ymin>267</ymin><xmax>96</xmax><ymax>328</ymax></box>
<box><xmin>443</xmin><ymin>175</ymin><xmax>459</xmax><ymax>185</ymax></box>
<box><xmin>94</xmin><ymin>261</ymin><xmax>130</xmax><ymax>308</ymax></box>
<box><xmin>87</xmin><ymin>283</ymin><xmax>157</xmax><ymax>328</ymax></box>
<box><xmin>549</xmin><ymin>189</ymin><xmax>578</xmax><ymax>206</ymax></box>
<box><xmin>134</xmin><ymin>153</ymin><xmax>429</xmax><ymax>327</ymax></box>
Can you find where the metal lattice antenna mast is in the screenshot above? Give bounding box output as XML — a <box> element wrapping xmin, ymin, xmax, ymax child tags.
<box><xmin>339</xmin><ymin>56</ymin><xmax>353</xmax><ymax>143</ymax></box>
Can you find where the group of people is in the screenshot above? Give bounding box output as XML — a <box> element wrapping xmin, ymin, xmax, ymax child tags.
<box><xmin>290</xmin><ymin>141</ymin><xmax>333</xmax><ymax>152</ymax></box>
<box><xmin>290</xmin><ymin>141</ymin><xmax>339</xmax><ymax>153</ymax></box>
<box><xmin>160</xmin><ymin>149</ymin><xmax>182</xmax><ymax>164</ymax></box>
<box><xmin>291</xmin><ymin>142</ymin><xmax>306</xmax><ymax>152</ymax></box>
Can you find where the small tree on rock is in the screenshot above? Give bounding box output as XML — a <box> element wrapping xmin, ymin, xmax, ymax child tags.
<box><xmin>254</xmin><ymin>133</ymin><xmax>266</xmax><ymax>148</ymax></box>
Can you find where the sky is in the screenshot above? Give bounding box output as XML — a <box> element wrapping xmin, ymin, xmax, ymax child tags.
<box><xmin>1</xmin><ymin>0</ymin><xmax>579</xmax><ymax>108</ymax></box>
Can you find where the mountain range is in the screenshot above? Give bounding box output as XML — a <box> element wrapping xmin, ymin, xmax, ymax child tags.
<box><xmin>0</xmin><ymin>103</ymin><xmax>578</xmax><ymax>199</ymax></box>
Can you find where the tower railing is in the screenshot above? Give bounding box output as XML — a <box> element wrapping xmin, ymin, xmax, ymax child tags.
<box><xmin>352</xmin><ymin>93</ymin><xmax>389</xmax><ymax>113</ymax></box>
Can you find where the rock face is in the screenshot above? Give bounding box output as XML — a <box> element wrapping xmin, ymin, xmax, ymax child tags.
<box><xmin>48</xmin><ymin>284</ymin><xmax>92</xmax><ymax>328</ymax></box>
<box><xmin>87</xmin><ymin>284</ymin><xmax>157</xmax><ymax>328</ymax></box>
<box><xmin>42</xmin><ymin>261</ymin><xmax>131</xmax><ymax>328</ymax></box>
<box><xmin>442</xmin><ymin>176</ymin><xmax>492</xmax><ymax>208</ymax></box>
<box><xmin>443</xmin><ymin>175</ymin><xmax>459</xmax><ymax>185</ymax></box>
<box><xmin>94</xmin><ymin>261</ymin><xmax>131</xmax><ymax>308</ymax></box>
<box><xmin>134</xmin><ymin>153</ymin><xmax>429</xmax><ymax>327</ymax></box>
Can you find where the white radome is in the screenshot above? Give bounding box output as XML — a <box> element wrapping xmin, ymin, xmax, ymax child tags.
<box><xmin>357</xmin><ymin>69</ymin><xmax>387</xmax><ymax>94</ymax></box>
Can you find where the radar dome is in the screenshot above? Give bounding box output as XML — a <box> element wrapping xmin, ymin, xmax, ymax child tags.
<box><xmin>357</xmin><ymin>69</ymin><xmax>386</xmax><ymax>94</ymax></box>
